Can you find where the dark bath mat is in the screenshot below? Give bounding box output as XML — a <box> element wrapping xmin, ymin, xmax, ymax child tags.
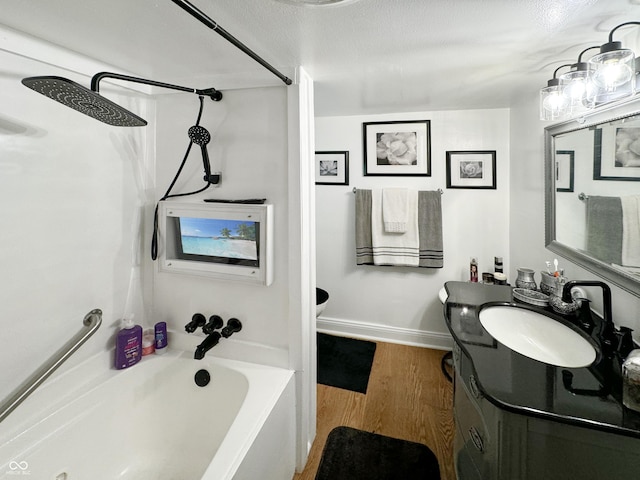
<box><xmin>317</xmin><ymin>333</ymin><xmax>376</xmax><ymax>394</ymax></box>
<box><xmin>316</xmin><ymin>426</ymin><xmax>441</xmax><ymax>480</ymax></box>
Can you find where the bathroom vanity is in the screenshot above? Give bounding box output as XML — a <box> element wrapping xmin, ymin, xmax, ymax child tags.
<box><xmin>445</xmin><ymin>281</ymin><xmax>640</xmax><ymax>480</ymax></box>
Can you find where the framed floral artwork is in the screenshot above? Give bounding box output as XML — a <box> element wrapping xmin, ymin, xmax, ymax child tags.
<box><xmin>362</xmin><ymin>120</ymin><xmax>431</xmax><ymax>176</ymax></box>
<box><xmin>446</xmin><ymin>151</ymin><xmax>497</xmax><ymax>189</ymax></box>
<box><xmin>315</xmin><ymin>151</ymin><xmax>349</xmax><ymax>185</ymax></box>
<box><xmin>593</xmin><ymin>126</ymin><xmax>640</xmax><ymax>181</ymax></box>
<box><xmin>555</xmin><ymin>150</ymin><xmax>575</xmax><ymax>192</ymax></box>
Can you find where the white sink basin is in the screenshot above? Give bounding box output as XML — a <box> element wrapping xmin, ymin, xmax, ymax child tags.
<box><xmin>479</xmin><ymin>305</ymin><xmax>597</xmax><ymax>368</ymax></box>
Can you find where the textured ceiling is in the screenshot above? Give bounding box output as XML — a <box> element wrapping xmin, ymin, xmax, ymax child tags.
<box><xmin>0</xmin><ymin>0</ymin><xmax>639</xmax><ymax>116</ymax></box>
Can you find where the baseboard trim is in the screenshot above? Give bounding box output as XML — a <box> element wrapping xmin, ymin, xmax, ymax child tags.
<box><xmin>317</xmin><ymin>316</ymin><xmax>453</xmax><ymax>351</ymax></box>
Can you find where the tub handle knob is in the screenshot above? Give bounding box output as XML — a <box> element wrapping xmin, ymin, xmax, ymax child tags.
<box><xmin>185</xmin><ymin>313</ymin><xmax>206</xmax><ymax>333</ymax></box>
<box><xmin>221</xmin><ymin>318</ymin><xmax>242</xmax><ymax>338</ymax></box>
<box><xmin>203</xmin><ymin>315</ymin><xmax>224</xmax><ymax>334</ymax></box>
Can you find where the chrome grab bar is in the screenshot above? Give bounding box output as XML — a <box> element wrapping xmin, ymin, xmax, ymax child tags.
<box><xmin>0</xmin><ymin>309</ymin><xmax>102</xmax><ymax>424</ymax></box>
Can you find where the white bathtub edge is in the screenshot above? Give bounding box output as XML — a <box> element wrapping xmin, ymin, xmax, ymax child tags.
<box><xmin>200</xmin><ymin>360</ymin><xmax>295</xmax><ymax>480</ymax></box>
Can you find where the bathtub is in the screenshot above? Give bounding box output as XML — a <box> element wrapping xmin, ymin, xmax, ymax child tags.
<box><xmin>0</xmin><ymin>348</ymin><xmax>295</xmax><ymax>480</ymax></box>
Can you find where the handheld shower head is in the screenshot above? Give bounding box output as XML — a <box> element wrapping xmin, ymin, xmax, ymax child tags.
<box><xmin>188</xmin><ymin>125</ymin><xmax>214</xmax><ymax>183</ymax></box>
<box><xmin>21</xmin><ymin>76</ymin><xmax>147</xmax><ymax>127</ymax></box>
<box><xmin>188</xmin><ymin>125</ymin><xmax>211</xmax><ymax>146</ymax></box>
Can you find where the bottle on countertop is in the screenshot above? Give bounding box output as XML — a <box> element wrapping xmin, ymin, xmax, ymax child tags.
<box><xmin>470</xmin><ymin>257</ymin><xmax>478</xmax><ymax>283</ymax></box>
<box><xmin>494</xmin><ymin>272</ymin><xmax>507</xmax><ymax>285</ymax></box>
<box><xmin>114</xmin><ymin>314</ymin><xmax>143</xmax><ymax>369</ymax></box>
<box><xmin>155</xmin><ymin>321</ymin><xmax>168</xmax><ymax>355</ymax></box>
<box><xmin>142</xmin><ymin>329</ymin><xmax>155</xmax><ymax>356</ymax></box>
<box><xmin>494</xmin><ymin>256</ymin><xmax>503</xmax><ymax>273</ymax></box>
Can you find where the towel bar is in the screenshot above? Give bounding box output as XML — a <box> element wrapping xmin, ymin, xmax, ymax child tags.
<box><xmin>578</xmin><ymin>192</ymin><xmax>589</xmax><ymax>201</ymax></box>
<box><xmin>352</xmin><ymin>187</ymin><xmax>443</xmax><ymax>195</ymax></box>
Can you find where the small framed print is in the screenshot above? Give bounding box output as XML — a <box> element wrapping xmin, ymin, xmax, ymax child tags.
<box><xmin>363</xmin><ymin>120</ymin><xmax>431</xmax><ymax>176</ymax></box>
<box><xmin>555</xmin><ymin>150</ymin><xmax>575</xmax><ymax>192</ymax></box>
<box><xmin>446</xmin><ymin>151</ymin><xmax>497</xmax><ymax>190</ymax></box>
<box><xmin>594</xmin><ymin>127</ymin><xmax>640</xmax><ymax>181</ymax></box>
<box><xmin>315</xmin><ymin>151</ymin><xmax>349</xmax><ymax>185</ymax></box>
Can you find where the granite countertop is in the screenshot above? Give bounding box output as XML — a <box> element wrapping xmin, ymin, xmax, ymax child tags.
<box><xmin>444</xmin><ymin>280</ymin><xmax>640</xmax><ymax>438</ymax></box>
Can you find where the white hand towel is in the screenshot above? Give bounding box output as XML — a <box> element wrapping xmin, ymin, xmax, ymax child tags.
<box><xmin>621</xmin><ymin>195</ymin><xmax>640</xmax><ymax>267</ymax></box>
<box><xmin>371</xmin><ymin>189</ymin><xmax>419</xmax><ymax>266</ymax></box>
<box><xmin>382</xmin><ymin>188</ymin><xmax>409</xmax><ymax>233</ymax></box>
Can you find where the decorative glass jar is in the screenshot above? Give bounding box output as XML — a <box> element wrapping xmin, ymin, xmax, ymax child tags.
<box><xmin>623</xmin><ymin>350</ymin><xmax>640</xmax><ymax>412</ymax></box>
<box><xmin>515</xmin><ymin>268</ymin><xmax>537</xmax><ymax>290</ymax></box>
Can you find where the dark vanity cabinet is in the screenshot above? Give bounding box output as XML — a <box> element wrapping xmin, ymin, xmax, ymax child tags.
<box><xmin>448</xmin><ymin>282</ymin><xmax>640</xmax><ymax>480</ymax></box>
<box><xmin>454</xmin><ymin>343</ymin><xmax>640</xmax><ymax>480</ymax></box>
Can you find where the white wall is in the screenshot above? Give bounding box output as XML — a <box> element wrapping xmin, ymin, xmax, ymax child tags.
<box><xmin>151</xmin><ymin>86</ymin><xmax>294</xmax><ymax>364</ymax></box>
<box><xmin>151</xmin><ymin>82</ymin><xmax>314</xmax><ymax>469</ymax></box>
<box><xmin>509</xmin><ymin>91</ymin><xmax>640</xmax><ymax>336</ymax></box>
<box><xmin>315</xmin><ymin>109</ymin><xmax>510</xmax><ymax>348</ymax></box>
<box><xmin>0</xmin><ymin>32</ymin><xmax>153</xmax><ymax>399</ymax></box>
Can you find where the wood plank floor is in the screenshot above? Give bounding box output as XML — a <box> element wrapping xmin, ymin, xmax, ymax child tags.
<box><xmin>293</xmin><ymin>340</ymin><xmax>455</xmax><ymax>480</ymax></box>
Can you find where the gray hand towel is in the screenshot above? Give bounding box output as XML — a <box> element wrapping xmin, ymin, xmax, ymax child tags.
<box><xmin>355</xmin><ymin>189</ymin><xmax>374</xmax><ymax>265</ymax></box>
<box><xmin>418</xmin><ymin>191</ymin><xmax>444</xmax><ymax>268</ymax></box>
<box><xmin>586</xmin><ymin>195</ymin><xmax>622</xmax><ymax>265</ymax></box>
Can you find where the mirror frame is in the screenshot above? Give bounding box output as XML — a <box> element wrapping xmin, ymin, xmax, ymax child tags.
<box><xmin>545</xmin><ymin>95</ymin><xmax>640</xmax><ymax>297</ymax></box>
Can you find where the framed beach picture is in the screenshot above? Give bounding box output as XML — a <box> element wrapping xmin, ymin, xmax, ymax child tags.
<box><xmin>362</xmin><ymin>120</ymin><xmax>431</xmax><ymax>176</ymax></box>
<box><xmin>446</xmin><ymin>151</ymin><xmax>497</xmax><ymax>189</ymax></box>
<box><xmin>555</xmin><ymin>150</ymin><xmax>575</xmax><ymax>192</ymax></box>
<box><xmin>315</xmin><ymin>151</ymin><xmax>349</xmax><ymax>185</ymax></box>
<box><xmin>594</xmin><ymin>126</ymin><xmax>640</xmax><ymax>181</ymax></box>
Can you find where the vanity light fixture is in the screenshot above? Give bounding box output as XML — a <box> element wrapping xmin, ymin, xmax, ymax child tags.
<box><xmin>588</xmin><ymin>22</ymin><xmax>640</xmax><ymax>104</ymax></box>
<box><xmin>539</xmin><ymin>64</ymin><xmax>572</xmax><ymax>121</ymax></box>
<box><xmin>540</xmin><ymin>21</ymin><xmax>640</xmax><ymax>121</ymax></box>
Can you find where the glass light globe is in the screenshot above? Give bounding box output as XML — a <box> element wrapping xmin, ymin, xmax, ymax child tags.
<box><xmin>560</xmin><ymin>68</ymin><xmax>597</xmax><ymax>115</ymax></box>
<box><xmin>589</xmin><ymin>49</ymin><xmax>635</xmax><ymax>90</ymax></box>
<box><xmin>540</xmin><ymin>85</ymin><xmax>569</xmax><ymax>121</ymax></box>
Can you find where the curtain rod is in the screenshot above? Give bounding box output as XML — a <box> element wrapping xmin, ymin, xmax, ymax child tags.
<box><xmin>352</xmin><ymin>187</ymin><xmax>444</xmax><ymax>195</ymax></box>
<box><xmin>170</xmin><ymin>0</ymin><xmax>293</xmax><ymax>86</ymax></box>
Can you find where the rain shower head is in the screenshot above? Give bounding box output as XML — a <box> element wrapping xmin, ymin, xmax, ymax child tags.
<box><xmin>22</xmin><ymin>72</ymin><xmax>223</xmax><ymax>127</ymax></box>
<box><xmin>21</xmin><ymin>76</ymin><xmax>147</xmax><ymax>127</ymax></box>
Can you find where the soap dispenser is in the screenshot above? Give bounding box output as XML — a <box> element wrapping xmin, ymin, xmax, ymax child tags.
<box><xmin>114</xmin><ymin>314</ymin><xmax>143</xmax><ymax>370</ymax></box>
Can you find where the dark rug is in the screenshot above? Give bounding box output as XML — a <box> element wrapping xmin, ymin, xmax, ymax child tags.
<box><xmin>317</xmin><ymin>333</ymin><xmax>376</xmax><ymax>394</ymax></box>
<box><xmin>316</xmin><ymin>426</ymin><xmax>441</xmax><ymax>480</ymax></box>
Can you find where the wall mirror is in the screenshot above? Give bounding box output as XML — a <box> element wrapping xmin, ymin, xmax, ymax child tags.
<box><xmin>545</xmin><ymin>96</ymin><xmax>640</xmax><ymax>296</ymax></box>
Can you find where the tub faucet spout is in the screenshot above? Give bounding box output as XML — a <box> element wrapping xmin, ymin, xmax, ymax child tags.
<box><xmin>194</xmin><ymin>332</ymin><xmax>221</xmax><ymax>360</ymax></box>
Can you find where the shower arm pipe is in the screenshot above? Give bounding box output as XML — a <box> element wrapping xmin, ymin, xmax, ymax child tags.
<box><xmin>90</xmin><ymin>72</ymin><xmax>223</xmax><ymax>101</ymax></box>
<box><xmin>0</xmin><ymin>309</ymin><xmax>102</xmax><ymax>424</ymax></box>
<box><xmin>170</xmin><ymin>0</ymin><xmax>293</xmax><ymax>86</ymax></box>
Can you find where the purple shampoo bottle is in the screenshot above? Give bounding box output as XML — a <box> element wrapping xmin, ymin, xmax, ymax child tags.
<box><xmin>154</xmin><ymin>321</ymin><xmax>168</xmax><ymax>354</ymax></box>
<box><xmin>114</xmin><ymin>315</ymin><xmax>143</xmax><ymax>369</ymax></box>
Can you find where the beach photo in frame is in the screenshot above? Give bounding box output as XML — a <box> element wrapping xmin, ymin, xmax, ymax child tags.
<box><xmin>446</xmin><ymin>150</ymin><xmax>497</xmax><ymax>189</ymax></box>
<box><xmin>555</xmin><ymin>150</ymin><xmax>575</xmax><ymax>192</ymax></box>
<box><xmin>315</xmin><ymin>151</ymin><xmax>349</xmax><ymax>185</ymax></box>
<box><xmin>363</xmin><ymin>120</ymin><xmax>431</xmax><ymax>176</ymax></box>
<box><xmin>594</xmin><ymin>126</ymin><xmax>640</xmax><ymax>181</ymax></box>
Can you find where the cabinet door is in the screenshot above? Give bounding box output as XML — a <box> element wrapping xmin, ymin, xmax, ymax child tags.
<box><xmin>525</xmin><ymin>417</ymin><xmax>640</xmax><ymax>480</ymax></box>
